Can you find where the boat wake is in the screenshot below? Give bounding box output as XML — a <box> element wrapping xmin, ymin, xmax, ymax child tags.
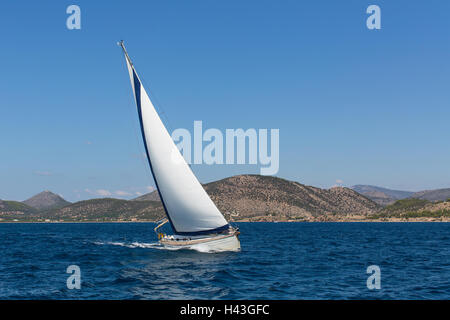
<box><xmin>92</xmin><ymin>241</ymin><xmax>221</xmax><ymax>253</ymax></box>
<box><xmin>93</xmin><ymin>241</ymin><xmax>163</xmax><ymax>249</ymax></box>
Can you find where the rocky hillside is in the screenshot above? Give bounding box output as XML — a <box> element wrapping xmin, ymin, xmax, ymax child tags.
<box><xmin>134</xmin><ymin>175</ymin><xmax>380</xmax><ymax>221</ymax></box>
<box><xmin>23</xmin><ymin>191</ymin><xmax>71</xmax><ymax>210</ymax></box>
<box><xmin>205</xmin><ymin>175</ymin><xmax>379</xmax><ymax>221</ymax></box>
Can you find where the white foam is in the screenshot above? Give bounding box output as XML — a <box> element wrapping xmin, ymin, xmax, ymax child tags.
<box><xmin>93</xmin><ymin>240</ymin><xmax>219</xmax><ymax>253</ymax></box>
<box><xmin>93</xmin><ymin>241</ymin><xmax>163</xmax><ymax>249</ymax></box>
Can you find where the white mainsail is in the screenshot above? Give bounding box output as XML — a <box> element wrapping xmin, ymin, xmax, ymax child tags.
<box><xmin>119</xmin><ymin>42</ymin><xmax>229</xmax><ymax>235</ymax></box>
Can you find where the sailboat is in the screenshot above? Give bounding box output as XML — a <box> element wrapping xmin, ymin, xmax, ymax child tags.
<box><xmin>118</xmin><ymin>41</ymin><xmax>241</xmax><ymax>252</ymax></box>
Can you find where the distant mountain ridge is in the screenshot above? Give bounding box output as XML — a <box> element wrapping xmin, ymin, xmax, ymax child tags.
<box><xmin>351</xmin><ymin>185</ymin><xmax>414</xmax><ymax>200</ymax></box>
<box><xmin>1</xmin><ymin>175</ymin><xmax>379</xmax><ymax>222</ymax></box>
<box><xmin>2</xmin><ymin>176</ymin><xmax>450</xmax><ymax>222</ymax></box>
<box><xmin>412</xmin><ymin>188</ymin><xmax>450</xmax><ymax>202</ymax></box>
<box><xmin>351</xmin><ymin>185</ymin><xmax>414</xmax><ymax>206</ymax></box>
<box><xmin>351</xmin><ymin>185</ymin><xmax>450</xmax><ymax>206</ymax></box>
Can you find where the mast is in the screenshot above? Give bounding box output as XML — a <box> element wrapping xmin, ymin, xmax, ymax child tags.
<box><xmin>118</xmin><ymin>40</ymin><xmax>133</xmax><ymax>68</ymax></box>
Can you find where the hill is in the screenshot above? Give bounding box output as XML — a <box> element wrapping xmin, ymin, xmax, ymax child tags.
<box><xmin>23</xmin><ymin>191</ymin><xmax>71</xmax><ymax>210</ymax></box>
<box><xmin>205</xmin><ymin>175</ymin><xmax>379</xmax><ymax>221</ymax></box>
<box><xmin>22</xmin><ymin>198</ymin><xmax>164</xmax><ymax>222</ymax></box>
<box><xmin>368</xmin><ymin>198</ymin><xmax>450</xmax><ymax>221</ymax></box>
<box><xmin>411</xmin><ymin>188</ymin><xmax>450</xmax><ymax>202</ymax></box>
<box><xmin>134</xmin><ymin>175</ymin><xmax>380</xmax><ymax>222</ymax></box>
<box><xmin>0</xmin><ymin>200</ymin><xmax>36</xmax><ymax>214</ymax></box>
<box><xmin>133</xmin><ymin>191</ymin><xmax>160</xmax><ymax>202</ymax></box>
<box><xmin>351</xmin><ymin>185</ymin><xmax>413</xmax><ymax>206</ymax></box>
<box><xmin>0</xmin><ymin>200</ymin><xmax>36</xmax><ymax>221</ymax></box>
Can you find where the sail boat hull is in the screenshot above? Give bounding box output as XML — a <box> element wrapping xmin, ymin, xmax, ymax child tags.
<box><xmin>160</xmin><ymin>232</ymin><xmax>241</xmax><ymax>253</ymax></box>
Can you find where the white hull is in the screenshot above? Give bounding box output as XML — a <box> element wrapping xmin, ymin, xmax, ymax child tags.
<box><xmin>160</xmin><ymin>234</ymin><xmax>241</xmax><ymax>253</ymax></box>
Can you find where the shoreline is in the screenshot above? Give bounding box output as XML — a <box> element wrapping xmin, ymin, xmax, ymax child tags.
<box><xmin>1</xmin><ymin>219</ymin><xmax>449</xmax><ymax>224</ymax></box>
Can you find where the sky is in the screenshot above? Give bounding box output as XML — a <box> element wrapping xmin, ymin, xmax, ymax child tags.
<box><xmin>1</xmin><ymin>1</ymin><xmax>449</xmax><ymax>202</ymax></box>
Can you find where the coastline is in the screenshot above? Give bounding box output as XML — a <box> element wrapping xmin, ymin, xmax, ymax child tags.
<box><xmin>1</xmin><ymin>218</ymin><xmax>449</xmax><ymax>223</ymax></box>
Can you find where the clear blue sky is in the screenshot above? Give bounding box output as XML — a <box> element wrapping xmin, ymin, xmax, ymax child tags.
<box><xmin>1</xmin><ymin>1</ymin><xmax>449</xmax><ymax>202</ymax></box>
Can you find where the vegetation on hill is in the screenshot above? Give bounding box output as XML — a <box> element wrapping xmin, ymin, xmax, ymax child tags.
<box><xmin>368</xmin><ymin>198</ymin><xmax>450</xmax><ymax>220</ymax></box>
<box><xmin>35</xmin><ymin>198</ymin><xmax>164</xmax><ymax>222</ymax></box>
<box><xmin>0</xmin><ymin>200</ymin><xmax>36</xmax><ymax>213</ymax></box>
<box><xmin>0</xmin><ymin>198</ymin><xmax>164</xmax><ymax>222</ymax></box>
<box><xmin>383</xmin><ymin>198</ymin><xmax>429</xmax><ymax>213</ymax></box>
<box><xmin>0</xmin><ymin>200</ymin><xmax>36</xmax><ymax>221</ymax></box>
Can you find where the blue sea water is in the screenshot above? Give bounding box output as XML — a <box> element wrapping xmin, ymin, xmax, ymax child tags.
<box><xmin>0</xmin><ymin>222</ymin><xmax>449</xmax><ymax>300</ymax></box>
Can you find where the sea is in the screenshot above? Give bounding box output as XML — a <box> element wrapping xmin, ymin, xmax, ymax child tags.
<box><xmin>0</xmin><ymin>222</ymin><xmax>449</xmax><ymax>300</ymax></box>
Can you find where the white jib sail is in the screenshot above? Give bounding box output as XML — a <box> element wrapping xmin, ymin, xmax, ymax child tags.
<box><xmin>120</xmin><ymin>43</ymin><xmax>229</xmax><ymax>235</ymax></box>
